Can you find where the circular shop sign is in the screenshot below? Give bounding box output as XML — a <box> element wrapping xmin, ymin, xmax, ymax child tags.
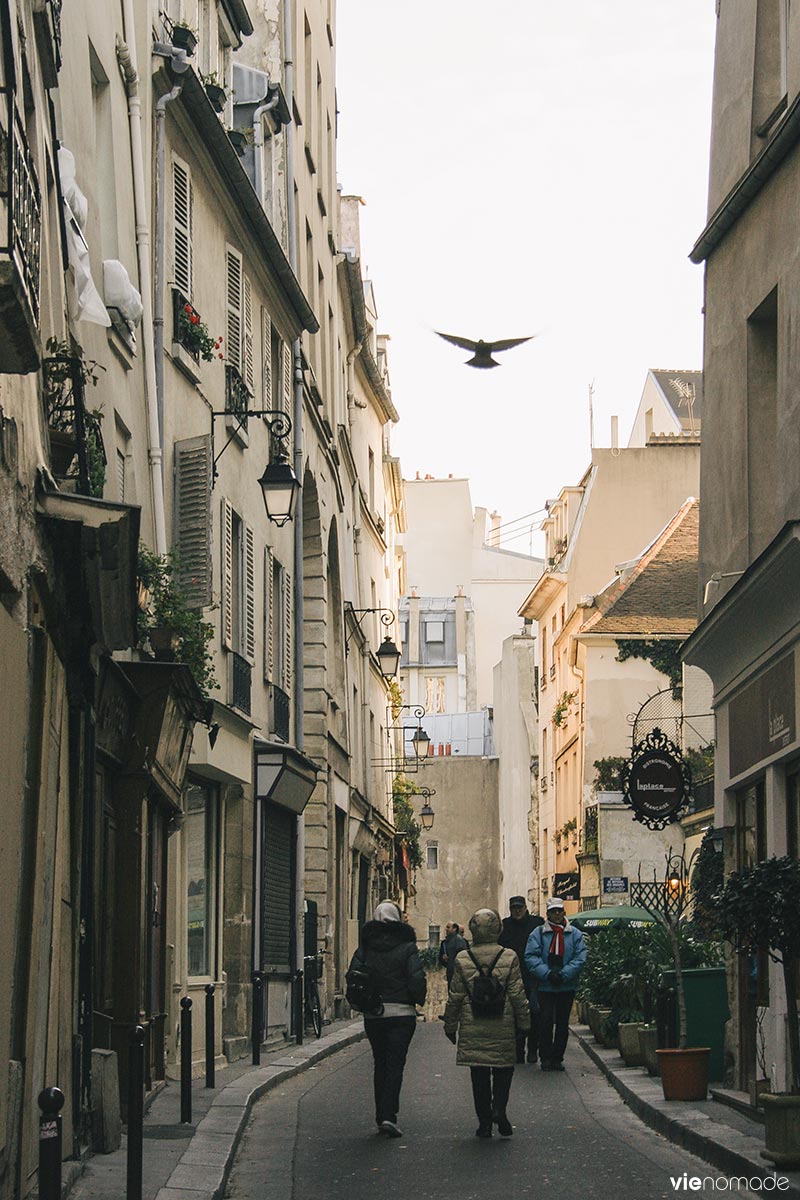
<box><xmin>626</xmin><ymin>749</ymin><xmax>687</xmax><ymax>821</ymax></box>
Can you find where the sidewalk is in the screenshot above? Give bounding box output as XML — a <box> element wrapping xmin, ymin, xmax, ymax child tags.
<box><xmin>574</xmin><ymin>1025</ymin><xmax>800</xmax><ymax>1195</ymax></box>
<box><xmin>70</xmin><ymin>1019</ymin><xmax>366</xmax><ymax>1200</ymax></box>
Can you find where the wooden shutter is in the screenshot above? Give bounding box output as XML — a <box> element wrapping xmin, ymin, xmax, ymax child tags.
<box><xmin>173</xmin><ymin>159</ymin><xmax>193</xmax><ymax>298</ymax></box>
<box><xmin>283</xmin><ymin>567</ymin><xmax>292</xmax><ymax>694</ymax></box>
<box><xmin>264</xmin><ymin>546</ymin><xmax>274</xmax><ymax>681</ymax></box>
<box><xmin>174</xmin><ymin>436</ymin><xmax>212</xmax><ymax>608</ymax></box>
<box><xmin>226</xmin><ymin>248</ymin><xmax>243</xmax><ymax>373</ymax></box>
<box><xmin>244</xmin><ymin>522</ymin><xmax>255</xmax><ymax>663</ymax></box>
<box><xmin>221</xmin><ymin>498</ymin><xmax>233</xmax><ymax>649</ymax></box>
<box><xmin>261</xmin><ymin>308</ymin><xmax>272</xmax><ymax>410</ymax></box>
<box><xmin>243</xmin><ymin>274</ymin><xmax>254</xmax><ymax>394</ymax></box>
<box><xmin>282</xmin><ymin>339</ymin><xmax>292</xmax><ymax>417</ymax></box>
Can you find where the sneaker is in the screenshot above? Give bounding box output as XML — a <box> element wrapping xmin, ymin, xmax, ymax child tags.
<box><xmin>475</xmin><ymin>1123</ymin><xmax>493</xmax><ymax>1138</ymax></box>
<box><xmin>379</xmin><ymin>1120</ymin><xmax>403</xmax><ymax>1138</ymax></box>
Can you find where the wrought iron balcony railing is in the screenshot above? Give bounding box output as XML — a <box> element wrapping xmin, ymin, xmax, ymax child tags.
<box><xmin>43</xmin><ymin>354</ymin><xmax>105</xmax><ymax>496</ymax></box>
<box><xmin>231</xmin><ymin>651</ymin><xmax>251</xmax><ymax>715</ymax></box>
<box><xmin>0</xmin><ymin>90</ymin><xmax>42</xmax><ymax>372</ymax></box>
<box><xmin>225</xmin><ymin>364</ymin><xmax>251</xmax><ymax>430</ymax></box>
<box><xmin>269</xmin><ymin>683</ymin><xmax>290</xmax><ymax>743</ymax></box>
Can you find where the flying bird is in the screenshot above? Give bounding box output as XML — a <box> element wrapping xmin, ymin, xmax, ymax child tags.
<box><xmin>434</xmin><ymin>330</ymin><xmax>535</xmax><ymax>369</ymax></box>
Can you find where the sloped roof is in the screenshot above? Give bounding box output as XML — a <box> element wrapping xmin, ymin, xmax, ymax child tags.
<box><xmin>580</xmin><ymin>499</ymin><xmax>699</xmax><ymax>636</ymax></box>
<box><xmin>651</xmin><ymin>370</ymin><xmax>703</xmax><ymax>431</ymax></box>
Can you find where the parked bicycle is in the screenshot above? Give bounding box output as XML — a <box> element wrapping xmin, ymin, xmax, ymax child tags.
<box><xmin>303</xmin><ymin>953</ymin><xmax>324</xmax><ymax>1038</ymax></box>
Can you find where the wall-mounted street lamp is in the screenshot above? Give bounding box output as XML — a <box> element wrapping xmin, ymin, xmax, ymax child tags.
<box><xmin>211</xmin><ymin>405</ymin><xmax>300</xmax><ymax>527</ymax></box>
<box><xmin>345</xmin><ymin>605</ymin><xmax>401</xmax><ymax>679</ymax></box>
<box><xmin>418</xmin><ymin>787</ymin><xmax>436</xmax><ymax>831</ymax></box>
<box><xmin>410</xmin><ymin>726</ymin><xmax>431</xmax><ymax>759</ymax></box>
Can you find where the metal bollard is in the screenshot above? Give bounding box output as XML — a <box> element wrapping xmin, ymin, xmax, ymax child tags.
<box><xmin>205</xmin><ymin>984</ymin><xmax>215</xmax><ymax>1089</ymax></box>
<box><xmin>180</xmin><ymin>997</ymin><xmax>192</xmax><ymax>1124</ymax></box>
<box><xmin>37</xmin><ymin>1086</ymin><xmax>64</xmax><ymax>1200</ymax></box>
<box><xmin>295</xmin><ymin>969</ymin><xmax>304</xmax><ymax>1046</ymax></box>
<box><xmin>251</xmin><ymin>972</ymin><xmax>263</xmax><ymax>1066</ymax></box>
<box><xmin>126</xmin><ymin>1026</ymin><xmax>145</xmax><ymax>1200</ymax></box>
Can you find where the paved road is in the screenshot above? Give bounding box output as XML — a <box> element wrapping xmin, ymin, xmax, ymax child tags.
<box><xmin>226</xmin><ymin>1022</ymin><xmax>743</xmax><ymax>1200</ymax></box>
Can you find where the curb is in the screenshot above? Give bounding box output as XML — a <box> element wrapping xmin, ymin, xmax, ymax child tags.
<box><xmin>574</xmin><ymin>1028</ymin><xmax>800</xmax><ymax>1197</ymax></box>
<box><xmin>154</xmin><ymin>1021</ymin><xmax>366</xmax><ymax>1200</ymax></box>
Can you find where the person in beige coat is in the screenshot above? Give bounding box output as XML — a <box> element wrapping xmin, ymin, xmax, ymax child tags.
<box><xmin>444</xmin><ymin>908</ymin><xmax>530</xmax><ymax>1138</ymax></box>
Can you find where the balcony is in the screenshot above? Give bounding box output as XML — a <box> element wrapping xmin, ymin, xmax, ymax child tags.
<box><xmin>43</xmin><ymin>353</ymin><xmax>106</xmax><ymax>496</ymax></box>
<box><xmin>230</xmin><ymin>651</ymin><xmax>251</xmax><ymax>715</ymax></box>
<box><xmin>225</xmin><ymin>363</ymin><xmax>251</xmax><ymax>429</ymax></box>
<box><xmin>0</xmin><ymin>91</ymin><xmax>42</xmax><ymax>373</ymax></box>
<box><xmin>269</xmin><ymin>683</ymin><xmax>291</xmax><ymax>743</ymax></box>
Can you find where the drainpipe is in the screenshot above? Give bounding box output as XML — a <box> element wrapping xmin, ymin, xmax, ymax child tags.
<box><xmin>155</xmin><ymin>81</ymin><xmax>185</xmax><ymax>446</ymax></box>
<box><xmin>252</xmin><ymin>92</ymin><xmax>281</xmax><ymax>208</ymax></box>
<box><xmin>284</xmin><ymin>0</ymin><xmax>308</xmax><ymax>1025</ymax></box>
<box><xmin>345</xmin><ymin>342</ymin><xmax>363</xmax><ymax>428</ymax></box>
<box><xmin>117</xmin><ymin>10</ymin><xmax>167</xmax><ymax>556</ymax></box>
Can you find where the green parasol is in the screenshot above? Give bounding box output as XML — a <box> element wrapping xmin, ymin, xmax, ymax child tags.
<box><xmin>570</xmin><ymin>905</ymin><xmax>656</xmax><ymax>932</ymax></box>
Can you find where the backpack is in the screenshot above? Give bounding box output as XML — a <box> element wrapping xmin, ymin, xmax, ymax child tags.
<box><xmin>465</xmin><ymin>949</ymin><xmax>507</xmax><ymax>1018</ymax></box>
<box><xmin>345</xmin><ymin>959</ymin><xmax>385</xmax><ymax>1016</ymax></box>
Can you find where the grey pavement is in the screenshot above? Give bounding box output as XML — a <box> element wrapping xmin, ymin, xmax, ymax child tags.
<box><xmin>574</xmin><ymin>1025</ymin><xmax>800</xmax><ymax>1199</ymax></box>
<box><xmin>225</xmin><ymin>1020</ymin><xmax>766</xmax><ymax>1200</ymax></box>
<box><xmin>69</xmin><ymin>1019</ymin><xmax>365</xmax><ymax>1200</ymax></box>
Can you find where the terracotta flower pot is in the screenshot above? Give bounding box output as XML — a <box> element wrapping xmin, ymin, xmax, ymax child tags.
<box><xmin>656</xmin><ymin>1047</ymin><xmax>710</xmax><ymax>1101</ymax></box>
<box><xmin>761</xmin><ymin>1093</ymin><xmax>800</xmax><ymax>1168</ymax></box>
<box><xmin>618</xmin><ymin>1022</ymin><xmax>644</xmax><ymax>1067</ymax></box>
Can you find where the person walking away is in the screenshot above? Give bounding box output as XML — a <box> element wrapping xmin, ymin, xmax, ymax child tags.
<box><xmin>444</xmin><ymin>909</ymin><xmax>530</xmax><ymax>1139</ymax></box>
<box><xmin>499</xmin><ymin>895</ymin><xmax>543</xmax><ymax>1063</ymax></box>
<box><xmin>524</xmin><ymin>897</ymin><xmax>586</xmax><ymax>1071</ymax></box>
<box><xmin>346</xmin><ymin>901</ymin><xmax>426</xmax><ymax>1138</ymax></box>
<box><xmin>442</xmin><ymin>920</ymin><xmax>468</xmax><ymax>986</ymax></box>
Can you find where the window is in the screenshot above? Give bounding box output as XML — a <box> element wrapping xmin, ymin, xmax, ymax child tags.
<box><xmin>645</xmin><ymin>407</ymin><xmax>654</xmax><ymax>440</ymax></box>
<box><xmin>186</xmin><ymin>781</ymin><xmax>218</xmax><ymax>977</ymax></box>
<box><xmin>174</xmin><ymin>436</ymin><xmax>212</xmax><ymax>608</ymax></box>
<box><xmin>426</xmin><ymin>842</ymin><xmax>439</xmax><ymax>870</ymax></box>
<box><xmin>264</xmin><ymin>548</ymin><xmax>292</xmax><ymax>692</ymax></box>
<box><xmin>747</xmin><ymin>288</ymin><xmax>778</xmax><ymax>555</ymax></box>
<box><xmin>425</xmin><ymin>620</ymin><xmax>444</xmax><ymax>643</ymax></box>
<box><xmin>788</xmin><ymin>771</ymin><xmax>800</xmax><ymax>859</ymax></box>
<box><xmin>428</xmin><ymin>924</ymin><xmax>441</xmax><ymax>950</ymax></box>
<box><xmin>221</xmin><ymin>499</ymin><xmax>255</xmax><ymax>661</ymax></box>
<box><xmin>90</xmin><ymin>45</ymin><xmax>117</xmax><ymax>258</ymax></box>
<box><xmin>753</xmin><ymin>0</ymin><xmax>790</xmax><ymax>138</ymax></box>
<box><xmin>368</xmin><ymin>447</ymin><xmax>375</xmax><ymax>512</ymax></box>
<box><xmin>225</xmin><ymin>247</ymin><xmax>253</xmax><ymax>389</ymax></box>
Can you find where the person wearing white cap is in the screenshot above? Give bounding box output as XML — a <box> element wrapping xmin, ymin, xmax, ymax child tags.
<box><xmin>524</xmin><ymin>897</ymin><xmax>586</xmax><ymax>1071</ymax></box>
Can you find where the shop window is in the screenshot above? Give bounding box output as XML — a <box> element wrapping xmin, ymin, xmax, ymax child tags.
<box><xmin>186</xmin><ymin>781</ymin><xmax>218</xmax><ymax>978</ymax></box>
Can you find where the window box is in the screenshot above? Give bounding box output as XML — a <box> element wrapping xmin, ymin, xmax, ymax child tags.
<box><xmin>204</xmin><ymin>82</ymin><xmax>226</xmax><ymax>114</ymax></box>
<box><xmin>227</xmin><ymin>128</ymin><xmax>247</xmax><ymax>158</ymax></box>
<box><xmin>170</xmin><ymin>24</ymin><xmax>197</xmax><ymax>56</ymax></box>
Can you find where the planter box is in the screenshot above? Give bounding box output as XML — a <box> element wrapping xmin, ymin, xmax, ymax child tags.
<box><xmin>205</xmin><ymin>83</ymin><xmax>226</xmax><ymax>113</ymax></box>
<box><xmin>618</xmin><ymin>1022</ymin><xmax>644</xmax><ymax>1067</ymax></box>
<box><xmin>657</xmin><ymin>1047</ymin><xmax>710</xmax><ymax>1101</ymax></box>
<box><xmin>171</xmin><ymin>26</ymin><xmax>197</xmax><ymax>55</ymax></box>
<box><xmin>638</xmin><ymin>1026</ymin><xmax>660</xmax><ymax>1076</ymax></box>
<box><xmin>228</xmin><ymin>129</ymin><xmax>247</xmax><ymax>157</ymax></box>
<box><xmin>761</xmin><ymin>1094</ymin><xmax>800</xmax><ymax>1169</ymax></box>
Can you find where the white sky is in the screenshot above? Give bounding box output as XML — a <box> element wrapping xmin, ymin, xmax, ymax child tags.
<box><xmin>335</xmin><ymin>2</ymin><xmax>718</xmax><ymax>555</ymax></box>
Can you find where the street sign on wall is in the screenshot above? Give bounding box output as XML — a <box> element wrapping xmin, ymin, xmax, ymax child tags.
<box><xmin>603</xmin><ymin>876</ymin><xmax>629</xmax><ymax>894</ymax></box>
<box><xmin>621</xmin><ymin>727</ymin><xmax>691</xmax><ymax>830</ymax></box>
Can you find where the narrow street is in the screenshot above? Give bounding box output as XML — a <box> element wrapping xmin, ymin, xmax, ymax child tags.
<box><xmin>225</xmin><ymin>1024</ymin><xmax>731</xmax><ymax>1200</ymax></box>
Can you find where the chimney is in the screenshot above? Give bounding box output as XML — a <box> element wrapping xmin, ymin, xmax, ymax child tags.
<box><xmin>611</xmin><ymin>415</ymin><xmax>619</xmax><ymax>450</ymax></box>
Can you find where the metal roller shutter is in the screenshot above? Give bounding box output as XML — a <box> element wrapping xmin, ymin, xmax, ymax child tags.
<box><xmin>261</xmin><ymin>802</ymin><xmax>295</xmax><ymax>970</ymax></box>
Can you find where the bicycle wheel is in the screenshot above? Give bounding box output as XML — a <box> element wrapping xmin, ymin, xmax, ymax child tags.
<box><xmin>307</xmin><ymin>980</ymin><xmax>323</xmax><ymax>1037</ymax></box>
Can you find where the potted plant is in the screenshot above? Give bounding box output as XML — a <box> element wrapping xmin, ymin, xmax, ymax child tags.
<box><xmin>170</xmin><ymin>20</ymin><xmax>197</xmax><ymax>55</ymax></box>
<box><xmin>176</xmin><ymin>302</ymin><xmax>223</xmax><ymax>362</ymax></box>
<box><xmin>227</xmin><ymin>127</ymin><xmax>248</xmax><ymax>157</ymax></box>
<box><xmin>640</xmin><ymin>852</ymin><xmax>712</xmax><ymax>1101</ymax></box>
<box><xmin>716</xmin><ymin>856</ymin><xmax>800</xmax><ymax>1167</ymax></box>
<box><xmin>136</xmin><ymin>545</ymin><xmax>218</xmax><ymax>699</ymax></box>
<box><xmin>201</xmin><ymin>72</ymin><xmax>227</xmax><ymax>113</ymax></box>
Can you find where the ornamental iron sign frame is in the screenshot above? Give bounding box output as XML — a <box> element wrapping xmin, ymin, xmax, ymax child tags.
<box><xmin>621</xmin><ymin>726</ymin><xmax>692</xmax><ymax>831</ymax></box>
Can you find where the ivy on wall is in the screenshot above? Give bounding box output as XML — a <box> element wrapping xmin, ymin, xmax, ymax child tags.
<box><xmin>615</xmin><ymin>638</ymin><xmax>683</xmax><ymax>697</ymax></box>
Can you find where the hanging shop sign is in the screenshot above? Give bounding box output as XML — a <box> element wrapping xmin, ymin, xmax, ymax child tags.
<box><xmin>552</xmin><ymin>872</ymin><xmax>580</xmax><ymax>901</ymax></box>
<box><xmin>621</xmin><ymin>727</ymin><xmax>691</xmax><ymax>831</ymax></box>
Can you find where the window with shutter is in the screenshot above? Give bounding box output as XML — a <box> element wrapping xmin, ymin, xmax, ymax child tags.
<box><xmin>264</xmin><ymin>546</ymin><xmax>274</xmax><ymax>681</ymax></box>
<box><xmin>261</xmin><ymin>802</ymin><xmax>295</xmax><ymax>970</ymax></box>
<box><xmin>173</xmin><ymin>158</ymin><xmax>193</xmax><ymax>299</ymax></box>
<box><xmin>282</xmin><ymin>338</ymin><xmax>292</xmax><ymax>418</ymax></box>
<box><xmin>261</xmin><ymin>308</ymin><xmax>272</xmax><ymax>410</ymax></box>
<box><xmin>243</xmin><ymin>274</ymin><xmax>254</xmax><ymax>394</ymax></box>
<box><xmin>244</xmin><ymin>522</ymin><xmax>255</xmax><ymax>663</ymax></box>
<box><xmin>174</xmin><ymin>436</ymin><xmax>212</xmax><ymax>608</ymax></box>
<box><xmin>226</xmin><ymin>247</ymin><xmax>243</xmax><ymax>373</ymax></box>
<box><xmin>221</xmin><ymin>498</ymin><xmax>233</xmax><ymax>649</ymax></box>
<box><xmin>283</xmin><ymin>567</ymin><xmax>292</xmax><ymax>695</ymax></box>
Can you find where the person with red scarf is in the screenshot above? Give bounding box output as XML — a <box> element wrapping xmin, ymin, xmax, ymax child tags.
<box><xmin>524</xmin><ymin>898</ymin><xmax>587</xmax><ymax>1071</ymax></box>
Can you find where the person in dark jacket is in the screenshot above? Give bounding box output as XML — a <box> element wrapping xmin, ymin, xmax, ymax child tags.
<box><xmin>441</xmin><ymin>920</ymin><xmax>468</xmax><ymax>986</ymax></box>
<box><xmin>499</xmin><ymin>896</ymin><xmax>544</xmax><ymax>1063</ymax></box>
<box><xmin>348</xmin><ymin>901</ymin><xmax>426</xmax><ymax>1138</ymax></box>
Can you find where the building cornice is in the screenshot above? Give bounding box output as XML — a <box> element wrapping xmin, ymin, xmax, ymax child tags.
<box><xmin>339</xmin><ymin>255</ymin><xmax>399</xmax><ymax>423</ymax></box>
<box><xmin>518</xmin><ymin>571</ymin><xmax>566</xmax><ymax>620</ymax></box>
<box><xmin>690</xmin><ymin>91</ymin><xmax>800</xmax><ymax>264</ymax></box>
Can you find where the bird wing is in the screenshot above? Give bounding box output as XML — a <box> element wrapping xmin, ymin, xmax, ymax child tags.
<box><xmin>487</xmin><ymin>336</ymin><xmax>535</xmax><ymax>353</ymax></box>
<box><xmin>435</xmin><ymin>331</ymin><xmax>479</xmax><ymax>352</ymax></box>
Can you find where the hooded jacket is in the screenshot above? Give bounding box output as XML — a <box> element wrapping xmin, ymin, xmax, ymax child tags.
<box><xmin>524</xmin><ymin>919</ymin><xmax>587</xmax><ymax>993</ymax></box>
<box><xmin>444</xmin><ymin>909</ymin><xmax>530</xmax><ymax>1067</ymax></box>
<box><xmin>349</xmin><ymin>920</ymin><xmax>427</xmax><ymax>1010</ymax></box>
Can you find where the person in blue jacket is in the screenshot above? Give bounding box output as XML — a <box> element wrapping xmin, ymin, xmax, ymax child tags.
<box><xmin>524</xmin><ymin>897</ymin><xmax>587</xmax><ymax>1071</ymax></box>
